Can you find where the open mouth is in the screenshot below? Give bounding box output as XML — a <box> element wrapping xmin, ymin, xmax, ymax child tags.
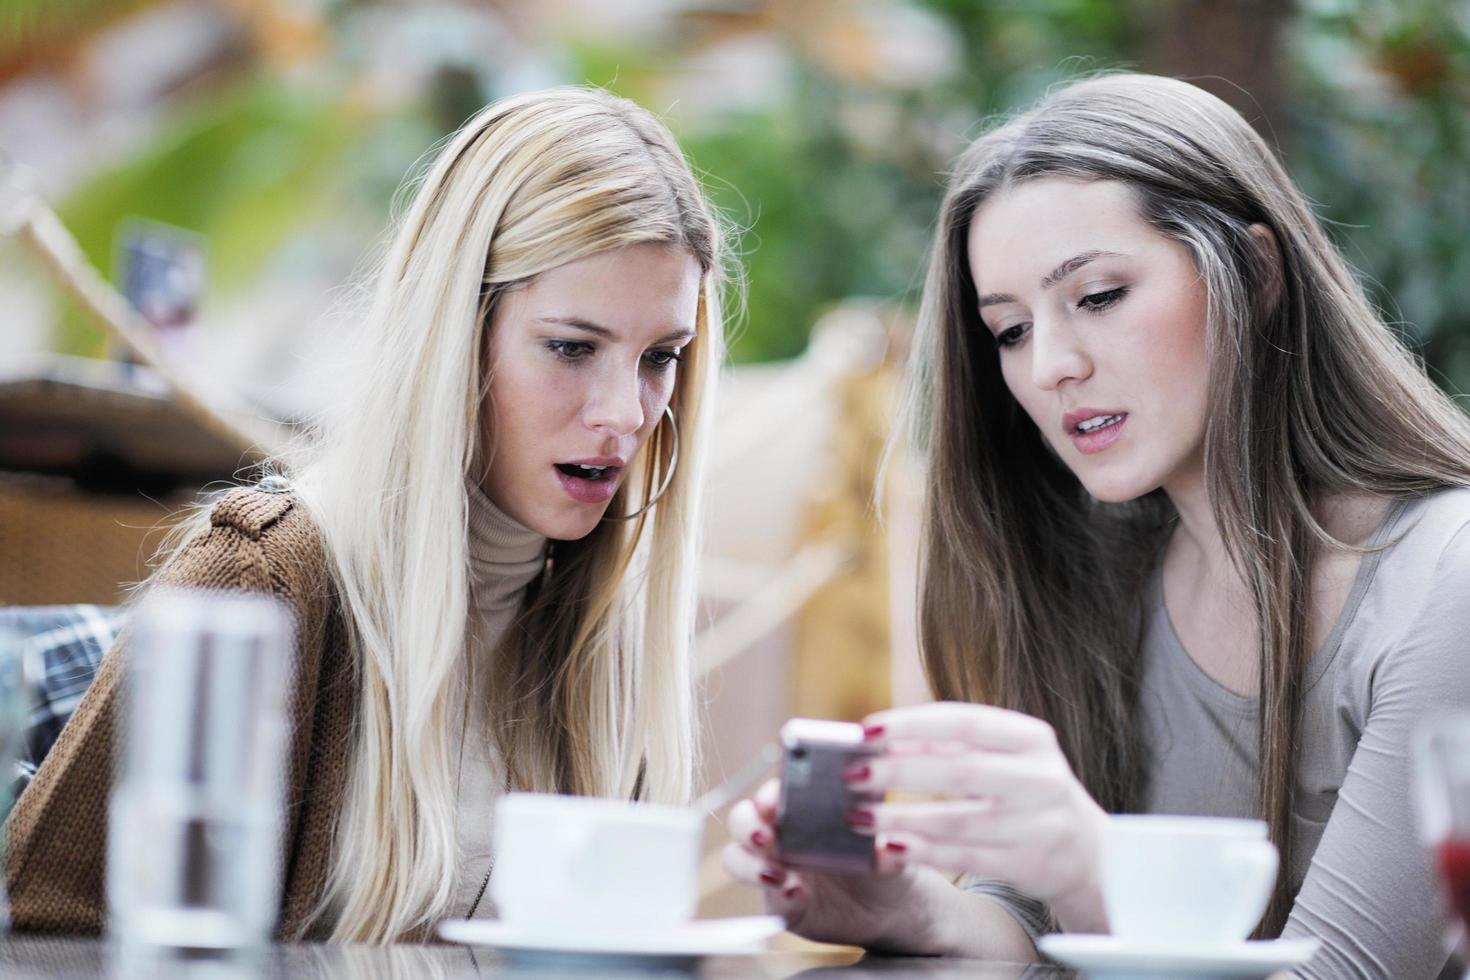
<box><xmin>1073</xmin><ymin>414</ymin><xmax>1125</xmax><ymax>435</ymax></box>
<box><xmin>555</xmin><ymin>463</ymin><xmax>616</xmax><ymax>482</ymax></box>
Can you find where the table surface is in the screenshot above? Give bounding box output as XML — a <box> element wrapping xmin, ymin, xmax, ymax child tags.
<box><xmin>0</xmin><ymin>937</ymin><xmax>1074</xmax><ymax>979</ymax></box>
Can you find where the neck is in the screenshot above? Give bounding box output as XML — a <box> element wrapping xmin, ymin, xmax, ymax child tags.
<box><xmin>1162</xmin><ymin>463</ymin><xmax>1239</xmax><ymax>589</ymax></box>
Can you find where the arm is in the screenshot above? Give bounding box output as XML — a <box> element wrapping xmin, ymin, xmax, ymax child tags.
<box><xmin>1282</xmin><ymin>525</ymin><xmax>1470</xmax><ymax>980</ymax></box>
<box><xmin>2</xmin><ymin>489</ymin><xmax>326</xmax><ymax>935</ymax></box>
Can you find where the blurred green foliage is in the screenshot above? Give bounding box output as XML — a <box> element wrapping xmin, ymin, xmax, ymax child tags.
<box><xmin>1288</xmin><ymin>0</ymin><xmax>1470</xmax><ymax>394</ymax></box>
<box><xmin>35</xmin><ymin>0</ymin><xmax>1470</xmax><ymax>387</ymax></box>
<box><xmin>53</xmin><ymin>82</ymin><xmax>370</xmax><ymax>356</ymax></box>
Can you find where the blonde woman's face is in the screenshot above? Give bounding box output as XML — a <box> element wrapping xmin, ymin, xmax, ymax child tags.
<box><xmin>481</xmin><ymin>243</ymin><xmax>700</xmax><ymax>540</ymax></box>
<box><xmin>967</xmin><ymin>178</ymin><xmax>1211</xmax><ymax>503</ymax></box>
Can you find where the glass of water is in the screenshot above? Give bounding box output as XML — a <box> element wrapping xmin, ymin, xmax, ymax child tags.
<box><xmin>107</xmin><ymin>588</ymin><xmax>294</xmax><ymax>955</ymax></box>
<box><xmin>0</xmin><ymin>626</ymin><xmax>29</xmax><ymax>932</ymax></box>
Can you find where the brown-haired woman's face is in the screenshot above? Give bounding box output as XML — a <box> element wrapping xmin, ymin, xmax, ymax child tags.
<box><xmin>967</xmin><ymin>177</ymin><xmax>1210</xmax><ymax>503</ymax></box>
<box><xmin>481</xmin><ymin>243</ymin><xmax>700</xmax><ymax>539</ymax></box>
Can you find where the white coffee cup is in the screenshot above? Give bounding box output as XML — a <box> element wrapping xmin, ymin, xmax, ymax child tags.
<box><xmin>1101</xmin><ymin>815</ymin><xmax>1279</xmax><ymax>949</ymax></box>
<box><xmin>491</xmin><ymin>792</ymin><xmax>703</xmax><ymax>930</ymax></box>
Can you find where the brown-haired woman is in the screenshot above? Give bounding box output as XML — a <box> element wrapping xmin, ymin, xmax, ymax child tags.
<box><xmin>724</xmin><ymin>72</ymin><xmax>1470</xmax><ymax>979</ymax></box>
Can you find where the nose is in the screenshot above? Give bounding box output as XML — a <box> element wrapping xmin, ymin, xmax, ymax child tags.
<box><xmin>1030</xmin><ymin>317</ymin><xmax>1092</xmax><ymax>391</ymax></box>
<box><xmin>583</xmin><ymin>367</ymin><xmax>645</xmax><ymax>437</ymax></box>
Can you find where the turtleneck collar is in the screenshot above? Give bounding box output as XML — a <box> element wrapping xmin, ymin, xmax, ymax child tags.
<box><xmin>466</xmin><ymin>480</ymin><xmax>547</xmax><ymax>621</ymax></box>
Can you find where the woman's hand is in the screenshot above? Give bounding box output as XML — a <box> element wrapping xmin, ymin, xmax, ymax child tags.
<box><xmin>720</xmin><ymin>778</ymin><xmax>949</xmax><ymax>952</ymax></box>
<box><xmin>849</xmin><ymin>701</ymin><xmax>1111</xmax><ymax>934</ymax></box>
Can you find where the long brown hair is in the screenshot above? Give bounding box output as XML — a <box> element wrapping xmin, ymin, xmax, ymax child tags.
<box><xmin>905</xmin><ymin>72</ymin><xmax>1470</xmax><ymax>934</ymax></box>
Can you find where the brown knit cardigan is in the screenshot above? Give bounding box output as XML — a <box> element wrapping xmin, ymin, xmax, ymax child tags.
<box><xmin>3</xmin><ymin>487</ymin><xmax>355</xmax><ymax>940</ymax></box>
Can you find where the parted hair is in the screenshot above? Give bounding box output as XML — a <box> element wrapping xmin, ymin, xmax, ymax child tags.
<box><xmin>904</xmin><ymin>72</ymin><xmax>1470</xmax><ymax>935</ymax></box>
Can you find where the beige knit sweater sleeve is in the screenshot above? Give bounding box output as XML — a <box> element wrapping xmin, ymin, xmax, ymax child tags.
<box><xmin>2</xmin><ymin>488</ymin><xmax>353</xmax><ymax>939</ymax></box>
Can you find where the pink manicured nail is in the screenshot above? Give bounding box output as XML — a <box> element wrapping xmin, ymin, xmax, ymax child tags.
<box><xmin>883</xmin><ymin>839</ymin><xmax>908</xmax><ymax>854</ymax></box>
<box><xmin>782</xmin><ymin>883</ymin><xmax>803</xmax><ymax>900</ymax></box>
<box><xmin>751</xmin><ymin>829</ymin><xmax>770</xmax><ymax>848</ymax></box>
<box><xmin>847</xmin><ymin>807</ymin><xmax>875</xmax><ymax>828</ymax></box>
<box><xmin>841</xmin><ymin>763</ymin><xmax>871</xmax><ymax>783</ymax></box>
<box><xmin>759</xmin><ymin>868</ymin><xmax>785</xmax><ymax>887</ymax></box>
<box><xmin>863</xmin><ymin>723</ymin><xmax>885</xmax><ymax>740</ymax></box>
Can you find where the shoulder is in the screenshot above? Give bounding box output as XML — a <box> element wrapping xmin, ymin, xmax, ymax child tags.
<box><xmin>208</xmin><ymin>481</ymin><xmax>322</xmax><ymax>557</ymax></box>
<box><xmin>1385</xmin><ymin>487</ymin><xmax>1470</xmax><ymax>574</ymax></box>
<box><xmin>1350</xmin><ymin>489</ymin><xmax>1470</xmax><ymax>693</ymax></box>
<box><xmin>157</xmin><ymin>481</ymin><xmax>328</xmax><ymax>607</ymax></box>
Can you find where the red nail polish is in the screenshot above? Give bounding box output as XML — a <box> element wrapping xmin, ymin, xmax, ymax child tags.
<box><xmin>848</xmin><ymin>808</ymin><xmax>874</xmax><ymax>828</ymax></box>
<box><xmin>751</xmin><ymin>829</ymin><xmax>769</xmax><ymax>848</ymax></box>
<box><xmin>883</xmin><ymin>839</ymin><xmax>908</xmax><ymax>854</ymax></box>
<box><xmin>782</xmin><ymin>883</ymin><xmax>803</xmax><ymax>900</ymax></box>
<box><xmin>863</xmin><ymin>723</ymin><xmax>885</xmax><ymax>740</ymax></box>
<box><xmin>841</xmin><ymin>763</ymin><xmax>871</xmax><ymax>783</ymax></box>
<box><xmin>759</xmin><ymin>869</ymin><xmax>785</xmax><ymax>887</ymax></box>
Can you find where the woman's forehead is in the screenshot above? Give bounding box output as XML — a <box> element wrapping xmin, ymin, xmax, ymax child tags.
<box><xmin>966</xmin><ymin>180</ymin><xmax>1159</xmax><ymax>284</ymax></box>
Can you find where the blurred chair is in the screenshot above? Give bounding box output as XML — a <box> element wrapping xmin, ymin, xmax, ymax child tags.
<box><xmin>0</xmin><ymin>603</ymin><xmax>123</xmax><ymax>815</ymax></box>
<box><xmin>0</xmin><ymin>356</ymin><xmax>252</xmax><ymax>605</ymax></box>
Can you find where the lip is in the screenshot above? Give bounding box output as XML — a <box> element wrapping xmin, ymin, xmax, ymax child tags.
<box><xmin>561</xmin><ymin>455</ymin><xmax>626</xmax><ymax>468</ymax></box>
<box><xmin>554</xmin><ymin>458</ymin><xmax>625</xmax><ymax>504</ymax></box>
<box><xmin>1061</xmin><ymin>407</ymin><xmax>1128</xmax><ymax>455</ymax></box>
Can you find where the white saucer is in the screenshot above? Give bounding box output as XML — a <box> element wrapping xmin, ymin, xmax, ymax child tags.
<box><xmin>437</xmin><ymin>915</ymin><xmax>786</xmax><ymax>963</ymax></box>
<box><xmin>1037</xmin><ymin>934</ymin><xmax>1320</xmax><ymax>979</ymax></box>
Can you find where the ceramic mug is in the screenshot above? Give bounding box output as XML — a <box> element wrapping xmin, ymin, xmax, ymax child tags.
<box><xmin>491</xmin><ymin>792</ymin><xmax>703</xmax><ymax>930</ymax></box>
<box><xmin>1101</xmin><ymin>814</ymin><xmax>1279</xmax><ymax>949</ymax></box>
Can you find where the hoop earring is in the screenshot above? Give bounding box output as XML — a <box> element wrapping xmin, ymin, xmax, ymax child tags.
<box><xmin>602</xmin><ymin>405</ymin><xmax>679</xmax><ymax>522</ymax></box>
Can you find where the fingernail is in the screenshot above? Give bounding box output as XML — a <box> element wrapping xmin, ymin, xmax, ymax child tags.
<box><xmin>863</xmin><ymin>723</ymin><xmax>885</xmax><ymax>740</ymax></box>
<box><xmin>782</xmin><ymin>883</ymin><xmax>803</xmax><ymax>900</ymax></box>
<box><xmin>847</xmin><ymin>807</ymin><xmax>874</xmax><ymax>828</ymax></box>
<box><xmin>883</xmin><ymin>839</ymin><xmax>908</xmax><ymax>854</ymax></box>
<box><xmin>841</xmin><ymin>763</ymin><xmax>871</xmax><ymax>783</ymax></box>
<box><xmin>750</xmin><ymin>829</ymin><xmax>770</xmax><ymax>848</ymax></box>
<box><xmin>759</xmin><ymin>868</ymin><xmax>786</xmax><ymax>887</ymax></box>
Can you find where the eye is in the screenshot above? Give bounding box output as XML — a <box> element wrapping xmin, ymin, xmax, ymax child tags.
<box><xmin>1077</xmin><ymin>286</ymin><xmax>1127</xmax><ymax>312</ymax></box>
<box><xmin>643</xmin><ymin>348</ymin><xmax>685</xmax><ymax>369</ymax></box>
<box><xmin>547</xmin><ymin>340</ymin><xmax>594</xmax><ymax>361</ymax></box>
<box><xmin>995</xmin><ymin>323</ymin><xmax>1031</xmax><ymax>349</ymax></box>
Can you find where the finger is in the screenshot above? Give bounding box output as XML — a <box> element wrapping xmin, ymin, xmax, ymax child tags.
<box><xmin>848</xmin><ymin>751</ymin><xmax>1062</xmax><ymax>799</ymax></box>
<box><xmin>863</xmin><ymin>702</ymin><xmax>1055</xmax><ymax>754</ymax></box>
<box><xmin>873</xmin><ymin>834</ymin><xmax>912</xmax><ymax>876</ymax></box>
<box><xmin>726</xmin><ymin>796</ymin><xmax>778</xmax><ymax>856</ymax></box>
<box><xmin>876</xmin><ymin>831</ymin><xmax>1012</xmax><ymax>880</ymax></box>
<box><xmin>720</xmin><ymin>841</ymin><xmax>790</xmax><ymax>889</ymax></box>
<box><xmin>861</xmin><ymin>799</ymin><xmax>1038</xmax><ymax>847</ymax></box>
<box><xmin>753</xmin><ymin>778</ymin><xmax>781</xmax><ymax>822</ymax></box>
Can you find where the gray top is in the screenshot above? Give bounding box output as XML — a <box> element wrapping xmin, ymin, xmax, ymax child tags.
<box><xmin>969</xmin><ymin>489</ymin><xmax>1470</xmax><ymax>979</ymax></box>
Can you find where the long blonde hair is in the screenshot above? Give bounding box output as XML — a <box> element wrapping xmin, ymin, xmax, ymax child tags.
<box><xmin>905</xmin><ymin>73</ymin><xmax>1470</xmax><ymax>934</ymax></box>
<box><xmin>260</xmin><ymin>87</ymin><xmax>729</xmax><ymax>942</ymax></box>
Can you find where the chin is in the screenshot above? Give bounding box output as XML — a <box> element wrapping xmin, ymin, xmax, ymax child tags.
<box><xmin>1078</xmin><ymin>472</ymin><xmax>1158</xmax><ymax>505</ymax></box>
<box><xmin>538</xmin><ymin>510</ymin><xmax>604</xmax><ymax>542</ymax></box>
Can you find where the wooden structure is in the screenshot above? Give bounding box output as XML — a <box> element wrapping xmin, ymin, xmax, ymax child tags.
<box><xmin>1</xmin><ymin>162</ymin><xmax>284</xmax><ymax>606</ymax></box>
<box><xmin>0</xmin><ymin>355</ymin><xmax>265</xmax><ymax>606</ymax></box>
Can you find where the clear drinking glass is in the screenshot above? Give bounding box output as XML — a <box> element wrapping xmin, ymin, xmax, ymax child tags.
<box><xmin>0</xmin><ymin>626</ymin><xmax>29</xmax><ymax>932</ymax></box>
<box><xmin>1415</xmin><ymin>713</ymin><xmax>1470</xmax><ymax>979</ymax></box>
<box><xmin>107</xmin><ymin>588</ymin><xmax>294</xmax><ymax>956</ymax></box>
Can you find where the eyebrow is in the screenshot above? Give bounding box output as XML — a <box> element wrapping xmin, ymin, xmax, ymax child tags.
<box><xmin>536</xmin><ymin>316</ymin><xmax>695</xmax><ymax>345</ymax></box>
<box><xmin>976</xmin><ymin>249</ymin><xmax>1125</xmax><ymax>308</ymax></box>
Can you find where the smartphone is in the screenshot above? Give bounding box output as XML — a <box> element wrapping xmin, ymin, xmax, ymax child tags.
<box><xmin>774</xmin><ymin>718</ymin><xmax>883</xmax><ymax>876</ymax></box>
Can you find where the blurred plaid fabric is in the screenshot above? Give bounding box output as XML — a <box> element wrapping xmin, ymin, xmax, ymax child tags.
<box><xmin>0</xmin><ymin>604</ymin><xmax>123</xmax><ymax>812</ymax></box>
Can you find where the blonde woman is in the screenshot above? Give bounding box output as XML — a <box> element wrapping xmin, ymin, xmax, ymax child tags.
<box><xmin>6</xmin><ymin>87</ymin><xmax>729</xmax><ymax>943</ymax></box>
<box><xmin>726</xmin><ymin>73</ymin><xmax>1470</xmax><ymax>978</ymax></box>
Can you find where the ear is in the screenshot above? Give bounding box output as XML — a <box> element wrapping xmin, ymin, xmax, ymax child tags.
<box><xmin>1247</xmin><ymin>222</ymin><xmax>1285</xmax><ymax>317</ymax></box>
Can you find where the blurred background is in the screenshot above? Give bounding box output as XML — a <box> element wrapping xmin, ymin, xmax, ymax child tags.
<box><xmin>2</xmin><ymin>0</ymin><xmax>1468</xmax><ymax>920</ymax></box>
